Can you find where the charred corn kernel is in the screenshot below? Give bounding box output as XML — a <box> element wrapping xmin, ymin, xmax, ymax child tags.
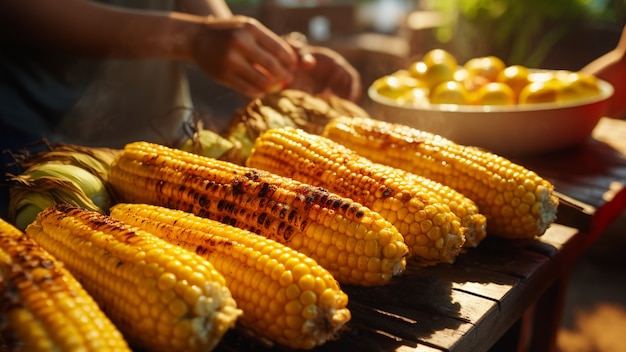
<box><xmin>0</xmin><ymin>217</ymin><xmax>130</xmax><ymax>352</ymax></box>
<box><xmin>108</xmin><ymin>141</ymin><xmax>407</xmax><ymax>286</ymax></box>
<box><xmin>110</xmin><ymin>203</ymin><xmax>351</xmax><ymax>350</ymax></box>
<box><xmin>25</xmin><ymin>204</ymin><xmax>241</xmax><ymax>352</ymax></box>
<box><xmin>247</xmin><ymin>127</ymin><xmax>468</xmax><ymax>263</ymax></box>
<box><xmin>323</xmin><ymin>117</ymin><xmax>559</xmax><ymax>239</ymax></box>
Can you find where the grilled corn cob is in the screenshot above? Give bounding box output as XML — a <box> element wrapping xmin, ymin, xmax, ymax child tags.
<box><xmin>247</xmin><ymin>127</ymin><xmax>474</xmax><ymax>263</ymax></box>
<box><xmin>108</xmin><ymin>141</ymin><xmax>408</xmax><ymax>286</ymax></box>
<box><xmin>400</xmin><ymin>170</ymin><xmax>487</xmax><ymax>247</ymax></box>
<box><xmin>110</xmin><ymin>203</ymin><xmax>351</xmax><ymax>350</ymax></box>
<box><xmin>0</xmin><ymin>217</ymin><xmax>130</xmax><ymax>352</ymax></box>
<box><xmin>248</xmin><ymin>126</ymin><xmax>487</xmax><ymax>248</ymax></box>
<box><xmin>25</xmin><ymin>204</ymin><xmax>241</xmax><ymax>352</ymax></box>
<box><xmin>323</xmin><ymin>117</ymin><xmax>559</xmax><ymax>239</ymax></box>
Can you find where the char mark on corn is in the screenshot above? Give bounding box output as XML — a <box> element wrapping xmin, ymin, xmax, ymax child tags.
<box><xmin>24</xmin><ymin>204</ymin><xmax>241</xmax><ymax>352</ymax></box>
<box><xmin>323</xmin><ymin>116</ymin><xmax>559</xmax><ymax>239</ymax></box>
<box><xmin>0</xmin><ymin>217</ymin><xmax>130</xmax><ymax>352</ymax></box>
<box><xmin>109</xmin><ymin>203</ymin><xmax>351</xmax><ymax>350</ymax></box>
<box><xmin>246</xmin><ymin>127</ymin><xmax>475</xmax><ymax>263</ymax></box>
<box><xmin>108</xmin><ymin>141</ymin><xmax>408</xmax><ymax>286</ymax></box>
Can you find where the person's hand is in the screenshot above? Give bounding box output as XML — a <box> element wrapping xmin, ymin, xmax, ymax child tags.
<box><xmin>283</xmin><ymin>34</ymin><xmax>362</xmax><ymax>103</ymax></box>
<box><xmin>190</xmin><ymin>16</ymin><xmax>298</xmax><ymax>98</ymax></box>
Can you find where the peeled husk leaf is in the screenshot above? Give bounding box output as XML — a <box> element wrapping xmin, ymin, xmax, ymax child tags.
<box><xmin>6</xmin><ymin>143</ymin><xmax>121</xmax><ymax>230</ymax></box>
<box><xmin>222</xmin><ymin>89</ymin><xmax>370</xmax><ymax>164</ymax></box>
<box><xmin>179</xmin><ymin>119</ymin><xmax>235</xmax><ymax>159</ymax></box>
<box><xmin>16</xmin><ymin>143</ymin><xmax>121</xmax><ymax>180</ymax></box>
<box><xmin>9</xmin><ymin>170</ymin><xmax>105</xmax><ymax>230</ymax></box>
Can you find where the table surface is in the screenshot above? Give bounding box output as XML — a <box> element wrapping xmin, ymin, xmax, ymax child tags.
<box><xmin>215</xmin><ymin>117</ymin><xmax>626</xmax><ymax>352</ymax></box>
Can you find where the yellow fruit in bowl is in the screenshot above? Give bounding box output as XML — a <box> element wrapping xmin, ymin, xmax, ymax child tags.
<box><xmin>422</xmin><ymin>49</ymin><xmax>458</xmax><ymax>70</ymax></box>
<box><xmin>497</xmin><ymin>65</ymin><xmax>531</xmax><ymax>98</ymax></box>
<box><xmin>409</xmin><ymin>61</ymin><xmax>456</xmax><ymax>90</ymax></box>
<box><xmin>409</xmin><ymin>49</ymin><xmax>459</xmax><ymax>90</ymax></box>
<box><xmin>473</xmin><ymin>82</ymin><xmax>516</xmax><ymax>105</ymax></box>
<box><xmin>373</xmin><ymin>75</ymin><xmax>427</xmax><ymax>101</ymax></box>
<box><xmin>464</xmin><ymin>56</ymin><xmax>507</xmax><ymax>90</ymax></box>
<box><xmin>427</xmin><ymin>63</ymin><xmax>457</xmax><ymax>89</ymax></box>
<box><xmin>401</xmin><ymin>87</ymin><xmax>430</xmax><ymax>104</ymax></box>
<box><xmin>407</xmin><ymin>60</ymin><xmax>427</xmax><ymax>78</ymax></box>
<box><xmin>429</xmin><ymin>81</ymin><xmax>471</xmax><ymax>105</ymax></box>
<box><xmin>518</xmin><ymin>81</ymin><xmax>560</xmax><ymax>105</ymax></box>
<box><xmin>556</xmin><ymin>72</ymin><xmax>601</xmax><ymax>103</ymax></box>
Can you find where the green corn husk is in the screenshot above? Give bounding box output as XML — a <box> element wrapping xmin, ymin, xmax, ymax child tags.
<box><xmin>7</xmin><ymin>144</ymin><xmax>121</xmax><ymax>230</ymax></box>
<box><xmin>179</xmin><ymin>119</ymin><xmax>235</xmax><ymax>159</ymax></box>
<box><xmin>17</xmin><ymin>144</ymin><xmax>121</xmax><ymax>180</ymax></box>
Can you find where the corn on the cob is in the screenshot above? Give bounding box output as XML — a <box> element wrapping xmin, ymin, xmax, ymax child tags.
<box><xmin>25</xmin><ymin>204</ymin><xmax>241</xmax><ymax>352</ymax></box>
<box><xmin>108</xmin><ymin>141</ymin><xmax>408</xmax><ymax>286</ymax></box>
<box><xmin>247</xmin><ymin>127</ymin><xmax>475</xmax><ymax>263</ymax></box>
<box><xmin>248</xmin><ymin>126</ymin><xmax>487</xmax><ymax>248</ymax></box>
<box><xmin>7</xmin><ymin>143</ymin><xmax>120</xmax><ymax>231</ymax></box>
<box><xmin>110</xmin><ymin>203</ymin><xmax>351</xmax><ymax>350</ymax></box>
<box><xmin>399</xmin><ymin>170</ymin><xmax>487</xmax><ymax>247</ymax></box>
<box><xmin>323</xmin><ymin>117</ymin><xmax>559</xmax><ymax>239</ymax></box>
<box><xmin>0</xmin><ymin>217</ymin><xmax>130</xmax><ymax>352</ymax></box>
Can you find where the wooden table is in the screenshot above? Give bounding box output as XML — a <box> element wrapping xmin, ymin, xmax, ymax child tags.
<box><xmin>216</xmin><ymin>117</ymin><xmax>626</xmax><ymax>352</ymax></box>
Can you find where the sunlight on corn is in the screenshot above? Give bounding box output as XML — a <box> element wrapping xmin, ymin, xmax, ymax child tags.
<box><xmin>247</xmin><ymin>127</ymin><xmax>487</xmax><ymax>263</ymax></box>
<box><xmin>25</xmin><ymin>204</ymin><xmax>241</xmax><ymax>352</ymax></box>
<box><xmin>108</xmin><ymin>141</ymin><xmax>408</xmax><ymax>286</ymax></box>
<box><xmin>323</xmin><ymin>116</ymin><xmax>559</xmax><ymax>239</ymax></box>
<box><xmin>110</xmin><ymin>203</ymin><xmax>351</xmax><ymax>350</ymax></box>
<box><xmin>0</xmin><ymin>217</ymin><xmax>130</xmax><ymax>352</ymax></box>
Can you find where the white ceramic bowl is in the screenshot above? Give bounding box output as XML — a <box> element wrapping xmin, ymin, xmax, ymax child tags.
<box><xmin>367</xmin><ymin>77</ymin><xmax>614</xmax><ymax>156</ymax></box>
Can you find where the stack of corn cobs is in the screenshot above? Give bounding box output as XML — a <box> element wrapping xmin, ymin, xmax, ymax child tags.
<box><xmin>0</xmin><ymin>90</ymin><xmax>559</xmax><ymax>351</ymax></box>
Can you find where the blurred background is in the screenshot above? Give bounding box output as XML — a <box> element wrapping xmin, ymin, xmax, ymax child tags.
<box><xmin>243</xmin><ymin>0</ymin><xmax>625</xmax><ymax>87</ymax></box>
<box><xmin>192</xmin><ymin>0</ymin><xmax>626</xmax><ymax>125</ymax></box>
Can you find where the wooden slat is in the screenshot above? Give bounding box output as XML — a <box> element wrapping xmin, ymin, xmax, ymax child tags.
<box><xmin>214</xmin><ymin>225</ymin><xmax>578</xmax><ymax>352</ymax></box>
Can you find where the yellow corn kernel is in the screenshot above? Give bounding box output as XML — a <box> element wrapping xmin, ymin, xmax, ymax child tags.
<box><xmin>108</xmin><ymin>141</ymin><xmax>408</xmax><ymax>286</ymax></box>
<box><xmin>247</xmin><ymin>127</ymin><xmax>468</xmax><ymax>263</ymax></box>
<box><xmin>401</xmin><ymin>170</ymin><xmax>486</xmax><ymax>247</ymax></box>
<box><xmin>323</xmin><ymin>116</ymin><xmax>559</xmax><ymax>239</ymax></box>
<box><xmin>0</xmin><ymin>217</ymin><xmax>130</xmax><ymax>352</ymax></box>
<box><xmin>110</xmin><ymin>203</ymin><xmax>351</xmax><ymax>350</ymax></box>
<box><xmin>24</xmin><ymin>204</ymin><xmax>241</xmax><ymax>352</ymax></box>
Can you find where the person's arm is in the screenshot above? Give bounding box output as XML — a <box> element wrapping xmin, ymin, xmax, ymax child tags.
<box><xmin>0</xmin><ymin>0</ymin><xmax>199</xmax><ymax>59</ymax></box>
<box><xmin>177</xmin><ymin>0</ymin><xmax>233</xmax><ymax>18</ymax></box>
<box><xmin>285</xmin><ymin>40</ymin><xmax>363</xmax><ymax>102</ymax></box>
<box><xmin>0</xmin><ymin>0</ymin><xmax>296</xmax><ymax>97</ymax></box>
<box><xmin>177</xmin><ymin>0</ymin><xmax>362</xmax><ymax>101</ymax></box>
<box><xmin>582</xmin><ymin>25</ymin><xmax>626</xmax><ymax>118</ymax></box>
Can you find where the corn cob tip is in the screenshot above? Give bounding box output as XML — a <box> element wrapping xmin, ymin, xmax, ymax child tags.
<box><xmin>109</xmin><ymin>203</ymin><xmax>351</xmax><ymax>350</ymax></box>
<box><xmin>246</xmin><ymin>127</ymin><xmax>465</xmax><ymax>264</ymax></box>
<box><xmin>26</xmin><ymin>204</ymin><xmax>241</xmax><ymax>352</ymax></box>
<box><xmin>323</xmin><ymin>116</ymin><xmax>559</xmax><ymax>240</ymax></box>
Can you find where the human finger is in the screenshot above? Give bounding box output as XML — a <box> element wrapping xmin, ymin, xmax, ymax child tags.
<box><xmin>328</xmin><ymin>65</ymin><xmax>362</xmax><ymax>102</ymax></box>
<box><xmin>216</xmin><ymin>49</ymin><xmax>281</xmax><ymax>97</ymax></box>
<box><xmin>241</xmin><ymin>18</ymin><xmax>297</xmax><ymax>81</ymax></box>
<box><xmin>283</xmin><ymin>32</ymin><xmax>316</xmax><ymax>69</ymax></box>
<box><xmin>220</xmin><ymin>70</ymin><xmax>267</xmax><ymax>98</ymax></box>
